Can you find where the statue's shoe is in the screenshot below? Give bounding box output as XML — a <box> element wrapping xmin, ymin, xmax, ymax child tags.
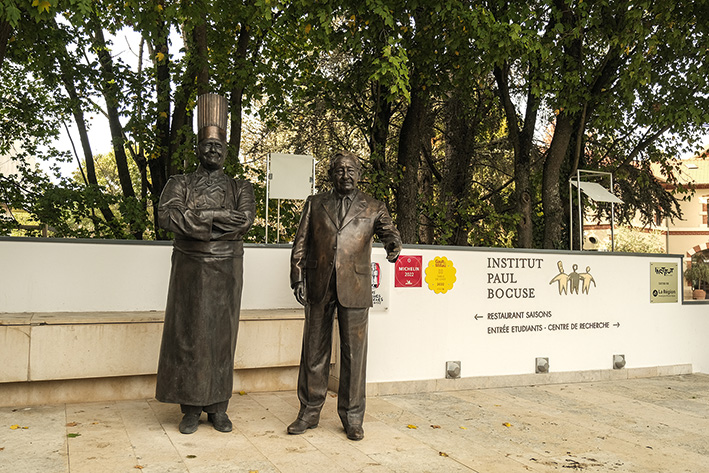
<box><xmin>208</xmin><ymin>412</ymin><xmax>233</xmax><ymax>432</ymax></box>
<box><xmin>345</xmin><ymin>424</ymin><xmax>364</xmax><ymax>441</ymax></box>
<box><xmin>179</xmin><ymin>413</ymin><xmax>200</xmax><ymax>434</ymax></box>
<box><xmin>287</xmin><ymin>418</ymin><xmax>318</xmax><ymax>434</ymax></box>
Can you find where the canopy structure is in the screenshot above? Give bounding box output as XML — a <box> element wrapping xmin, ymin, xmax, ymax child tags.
<box><xmin>569</xmin><ymin>170</ymin><xmax>623</xmax><ymax>251</ymax></box>
<box><xmin>574</xmin><ymin>181</ymin><xmax>623</xmax><ymax>204</ymax></box>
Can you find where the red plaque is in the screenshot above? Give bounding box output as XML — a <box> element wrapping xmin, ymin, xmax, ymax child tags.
<box><xmin>395</xmin><ymin>255</ymin><xmax>423</xmax><ymax>287</ymax></box>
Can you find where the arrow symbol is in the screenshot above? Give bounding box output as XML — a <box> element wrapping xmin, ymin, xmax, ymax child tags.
<box><xmin>613</xmin><ymin>322</ymin><xmax>620</xmax><ymax>328</ymax></box>
<box><xmin>474</xmin><ymin>314</ymin><xmax>483</xmax><ymax>320</ymax></box>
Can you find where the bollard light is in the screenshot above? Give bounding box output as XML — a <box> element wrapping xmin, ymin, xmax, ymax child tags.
<box><xmin>446</xmin><ymin>361</ymin><xmax>461</xmax><ymax>379</ymax></box>
<box><xmin>613</xmin><ymin>354</ymin><xmax>626</xmax><ymax>370</ymax></box>
<box><xmin>535</xmin><ymin>357</ymin><xmax>549</xmax><ymax>374</ymax></box>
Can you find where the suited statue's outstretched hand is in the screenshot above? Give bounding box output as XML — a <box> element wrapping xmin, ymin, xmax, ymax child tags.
<box><xmin>386</xmin><ymin>242</ymin><xmax>401</xmax><ymax>263</ymax></box>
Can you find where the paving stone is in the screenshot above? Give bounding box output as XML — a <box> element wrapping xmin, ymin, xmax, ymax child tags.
<box><xmin>0</xmin><ymin>405</ymin><xmax>68</xmax><ymax>473</ymax></box>
<box><xmin>1</xmin><ymin>375</ymin><xmax>708</xmax><ymax>472</ymax></box>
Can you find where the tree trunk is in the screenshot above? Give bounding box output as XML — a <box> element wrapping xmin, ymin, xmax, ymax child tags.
<box><xmin>57</xmin><ymin>52</ymin><xmax>121</xmax><ymax>237</ymax></box>
<box><xmin>124</xmin><ymin>38</ymin><xmax>150</xmax><ymax>204</ymax></box>
<box><xmin>440</xmin><ymin>90</ymin><xmax>475</xmax><ymax>246</ymax></box>
<box><xmin>542</xmin><ymin>112</ymin><xmax>574</xmax><ymax>249</ymax></box>
<box><xmin>418</xmin><ymin>102</ymin><xmax>435</xmax><ymax>245</ymax></box>
<box><xmin>151</xmin><ymin>15</ymin><xmax>172</xmax><ymax>237</ymax></box>
<box><xmin>368</xmin><ymin>80</ymin><xmax>392</xmax><ymax>202</ymax></box>
<box><xmin>169</xmin><ymin>20</ymin><xmax>206</xmax><ymax>177</ymax></box>
<box><xmin>92</xmin><ymin>20</ymin><xmax>142</xmax><ymax>239</ymax></box>
<box><xmin>227</xmin><ymin>23</ymin><xmax>250</xmax><ymax>173</ymax></box>
<box><xmin>494</xmin><ymin>62</ymin><xmax>539</xmax><ymax>248</ymax></box>
<box><xmin>92</xmin><ymin>24</ymin><xmax>135</xmax><ymax>201</ymax></box>
<box><xmin>541</xmin><ymin>0</ymin><xmax>583</xmax><ymax>249</ymax></box>
<box><xmin>395</xmin><ymin>84</ymin><xmax>426</xmax><ymax>244</ymax></box>
<box><xmin>0</xmin><ymin>20</ymin><xmax>10</xmax><ymax>73</ymax></box>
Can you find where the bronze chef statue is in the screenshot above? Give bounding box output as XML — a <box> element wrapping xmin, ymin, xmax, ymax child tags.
<box><xmin>288</xmin><ymin>151</ymin><xmax>401</xmax><ymax>441</ymax></box>
<box><xmin>155</xmin><ymin>93</ymin><xmax>255</xmax><ymax>434</ymax></box>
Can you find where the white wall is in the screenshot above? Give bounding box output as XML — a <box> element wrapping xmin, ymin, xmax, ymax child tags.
<box><xmin>1</xmin><ymin>238</ymin><xmax>707</xmax><ymax>380</ymax></box>
<box><xmin>0</xmin><ymin>239</ymin><xmax>298</xmax><ymax>313</ymax></box>
<box><xmin>367</xmin><ymin>247</ymin><xmax>709</xmax><ymax>381</ymax></box>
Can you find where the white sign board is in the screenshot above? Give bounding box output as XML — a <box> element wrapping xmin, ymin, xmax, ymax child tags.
<box><xmin>269</xmin><ymin>153</ymin><xmax>314</xmax><ymax>199</ymax></box>
<box><xmin>370</xmin><ymin>253</ymin><xmax>391</xmax><ymax>311</ymax></box>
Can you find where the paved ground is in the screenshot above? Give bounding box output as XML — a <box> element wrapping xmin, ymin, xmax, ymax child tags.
<box><xmin>2</xmin><ymin>374</ymin><xmax>709</xmax><ymax>473</ymax></box>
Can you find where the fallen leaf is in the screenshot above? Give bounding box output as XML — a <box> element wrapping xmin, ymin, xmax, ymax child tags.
<box><xmin>430</xmin><ymin>425</ymin><xmax>441</xmax><ymax>429</ymax></box>
<box><xmin>10</xmin><ymin>425</ymin><xmax>19</xmax><ymax>430</ymax></box>
<box><xmin>238</xmin><ymin>391</ymin><xmax>247</xmax><ymax>396</ymax></box>
<box><xmin>0</xmin><ymin>447</ymin><xmax>5</xmax><ymax>451</ymax></box>
<box><xmin>249</xmin><ymin>471</ymin><xmax>259</xmax><ymax>473</ymax></box>
<box><xmin>134</xmin><ymin>466</ymin><xmax>144</xmax><ymax>470</ymax></box>
<box><xmin>407</xmin><ymin>424</ymin><xmax>418</xmax><ymax>429</ymax></box>
<box><xmin>66</xmin><ymin>422</ymin><xmax>78</xmax><ymax>427</ymax></box>
<box><xmin>186</xmin><ymin>455</ymin><xmax>197</xmax><ymax>459</ymax></box>
<box><xmin>67</xmin><ymin>433</ymin><xmax>81</xmax><ymax>438</ymax></box>
<box><xmin>459</xmin><ymin>426</ymin><xmax>467</xmax><ymax>430</ymax></box>
<box><xmin>439</xmin><ymin>452</ymin><xmax>449</xmax><ymax>457</ymax></box>
<box><xmin>502</xmin><ymin>422</ymin><xmax>512</xmax><ymax>427</ymax></box>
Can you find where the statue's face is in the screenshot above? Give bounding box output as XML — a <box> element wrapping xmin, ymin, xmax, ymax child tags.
<box><xmin>198</xmin><ymin>138</ymin><xmax>226</xmax><ymax>171</ymax></box>
<box><xmin>330</xmin><ymin>156</ymin><xmax>360</xmax><ymax>195</ymax></box>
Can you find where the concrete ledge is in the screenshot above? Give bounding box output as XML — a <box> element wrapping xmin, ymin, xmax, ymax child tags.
<box><xmin>0</xmin><ymin>309</ymin><xmax>341</xmax><ymax>407</ymax></box>
<box><xmin>0</xmin><ymin>309</ymin><xmax>303</xmax><ymax>325</ymax></box>
<box><xmin>3</xmin><ymin>364</ymin><xmax>693</xmax><ymax>408</ymax></box>
<box><xmin>0</xmin><ymin>309</ymin><xmax>307</xmax><ymax>383</ymax></box>
<box><xmin>366</xmin><ymin>364</ymin><xmax>694</xmax><ymax>396</ymax></box>
<box><xmin>0</xmin><ymin>366</ymin><xmax>300</xmax><ymax>408</ymax></box>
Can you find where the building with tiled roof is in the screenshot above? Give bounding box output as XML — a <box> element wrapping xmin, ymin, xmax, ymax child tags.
<box><xmin>582</xmin><ymin>149</ymin><xmax>709</xmax><ymax>300</ymax></box>
<box><xmin>649</xmin><ymin>153</ymin><xmax>709</xmax><ymax>263</ymax></box>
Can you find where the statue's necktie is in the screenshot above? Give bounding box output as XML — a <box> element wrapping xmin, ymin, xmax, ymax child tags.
<box><xmin>339</xmin><ymin>196</ymin><xmax>350</xmax><ymax>225</ymax></box>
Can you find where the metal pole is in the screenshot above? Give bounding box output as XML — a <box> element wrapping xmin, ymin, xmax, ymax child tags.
<box><xmin>569</xmin><ymin>179</ymin><xmax>574</xmax><ymax>250</ymax></box>
<box><xmin>577</xmin><ymin>169</ymin><xmax>583</xmax><ymax>250</ymax></box>
<box><xmin>610</xmin><ymin>173</ymin><xmax>615</xmax><ymax>252</ymax></box>
<box><xmin>265</xmin><ymin>153</ymin><xmax>270</xmax><ymax>244</ymax></box>
<box><xmin>277</xmin><ymin>199</ymin><xmax>281</xmax><ymax>244</ymax></box>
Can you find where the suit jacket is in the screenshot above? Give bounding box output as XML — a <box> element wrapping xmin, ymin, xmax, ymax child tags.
<box><xmin>291</xmin><ymin>189</ymin><xmax>402</xmax><ymax>308</ymax></box>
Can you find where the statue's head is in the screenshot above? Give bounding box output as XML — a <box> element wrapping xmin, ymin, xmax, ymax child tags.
<box><xmin>198</xmin><ymin>138</ymin><xmax>226</xmax><ymax>171</ymax></box>
<box><xmin>329</xmin><ymin>151</ymin><xmax>361</xmax><ymax>195</ymax></box>
<box><xmin>196</xmin><ymin>93</ymin><xmax>228</xmax><ymax>171</ymax></box>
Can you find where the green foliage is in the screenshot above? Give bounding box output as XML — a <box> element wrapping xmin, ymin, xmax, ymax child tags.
<box><xmin>1</xmin><ymin>0</ymin><xmax>707</xmax><ymax>247</ymax></box>
<box><xmin>603</xmin><ymin>226</ymin><xmax>665</xmax><ymax>254</ymax></box>
<box><xmin>684</xmin><ymin>261</ymin><xmax>709</xmax><ymax>288</ymax></box>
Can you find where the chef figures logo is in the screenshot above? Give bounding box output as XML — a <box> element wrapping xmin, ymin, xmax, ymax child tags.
<box><xmin>550</xmin><ymin>261</ymin><xmax>596</xmax><ymax>295</ymax></box>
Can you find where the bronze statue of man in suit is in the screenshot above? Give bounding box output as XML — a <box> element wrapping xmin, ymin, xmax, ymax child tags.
<box><xmin>155</xmin><ymin>93</ymin><xmax>255</xmax><ymax>434</ymax></box>
<box><xmin>288</xmin><ymin>151</ymin><xmax>402</xmax><ymax>441</ymax></box>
